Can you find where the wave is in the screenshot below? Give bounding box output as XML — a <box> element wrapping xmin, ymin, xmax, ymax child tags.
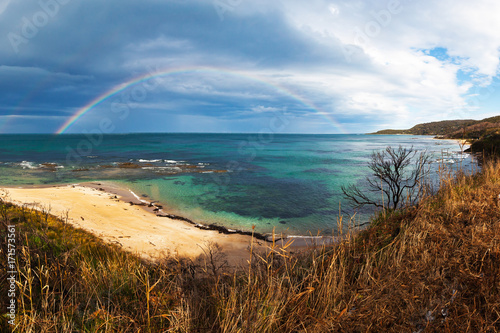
<box><xmin>451</xmin><ymin>153</ymin><xmax>469</xmax><ymax>160</ymax></box>
<box><xmin>16</xmin><ymin>161</ymin><xmax>65</xmax><ymax>171</ymax></box>
<box><xmin>141</xmin><ymin>166</ymin><xmax>169</xmax><ymax>170</ymax></box>
<box><xmin>138</xmin><ymin>159</ymin><xmax>193</xmax><ymax>165</ymax></box>
<box><xmin>141</xmin><ymin>166</ymin><xmax>181</xmax><ymax>171</ymax></box>
<box><xmin>138</xmin><ymin>159</ymin><xmax>162</xmax><ymax>163</ymax></box>
<box><xmin>20</xmin><ymin>161</ymin><xmax>38</xmax><ymax>169</ymax></box>
<box><xmin>128</xmin><ymin>189</ymin><xmax>150</xmax><ymax>205</ymax></box>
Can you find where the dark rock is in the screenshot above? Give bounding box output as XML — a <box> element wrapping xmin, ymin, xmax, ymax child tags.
<box><xmin>117</xmin><ymin>162</ymin><xmax>141</xmax><ymax>169</ymax></box>
<box><xmin>155</xmin><ymin>213</ymin><xmax>270</xmax><ymax>241</ymax></box>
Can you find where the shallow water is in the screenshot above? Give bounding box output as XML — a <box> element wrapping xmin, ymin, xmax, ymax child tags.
<box><xmin>0</xmin><ymin>133</ymin><xmax>471</xmax><ymax>235</ymax></box>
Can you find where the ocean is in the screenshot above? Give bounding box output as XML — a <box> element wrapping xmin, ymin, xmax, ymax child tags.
<box><xmin>0</xmin><ymin>133</ymin><xmax>471</xmax><ymax>235</ymax></box>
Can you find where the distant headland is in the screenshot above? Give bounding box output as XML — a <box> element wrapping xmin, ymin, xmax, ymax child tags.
<box><xmin>370</xmin><ymin>115</ymin><xmax>500</xmax><ymax>155</ymax></box>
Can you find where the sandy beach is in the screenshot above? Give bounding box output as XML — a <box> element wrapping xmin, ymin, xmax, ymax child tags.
<box><xmin>0</xmin><ymin>183</ymin><xmax>272</xmax><ymax>264</ymax></box>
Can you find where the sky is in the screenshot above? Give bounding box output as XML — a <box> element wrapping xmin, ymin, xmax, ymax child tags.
<box><xmin>0</xmin><ymin>0</ymin><xmax>500</xmax><ymax>134</ymax></box>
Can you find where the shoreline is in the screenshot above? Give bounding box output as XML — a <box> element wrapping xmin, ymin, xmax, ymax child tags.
<box><xmin>366</xmin><ymin>132</ymin><xmax>471</xmax><ymax>145</ymax></box>
<box><xmin>432</xmin><ymin>135</ymin><xmax>471</xmax><ymax>145</ymax></box>
<box><xmin>85</xmin><ymin>181</ymin><xmax>273</xmax><ymax>242</ymax></box>
<box><xmin>1</xmin><ymin>182</ymin><xmax>334</xmax><ymax>262</ymax></box>
<box><xmin>3</xmin><ymin>180</ymin><xmax>338</xmax><ymax>242</ymax></box>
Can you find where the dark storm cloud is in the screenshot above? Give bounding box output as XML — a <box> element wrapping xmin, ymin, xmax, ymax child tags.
<box><xmin>0</xmin><ymin>0</ymin><xmax>498</xmax><ymax>133</ymax></box>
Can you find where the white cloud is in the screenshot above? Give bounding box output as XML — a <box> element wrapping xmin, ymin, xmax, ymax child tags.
<box><xmin>328</xmin><ymin>4</ymin><xmax>339</xmax><ymax>16</ymax></box>
<box><xmin>255</xmin><ymin>0</ymin><xmax>500</xmax><ymax>128</ymax></box>
<box><xmin>251</xmin><ymin>106</ymin><xmax>282</xmax><ymax>113</ymax></box>
<box><xmin>3</xmin><ymin>0</ymin><xmax>500</xmax><ymax>133</ymax></box>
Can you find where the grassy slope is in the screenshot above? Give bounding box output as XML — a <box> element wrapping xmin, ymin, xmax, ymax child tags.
<box><xmin>1</xmin><ymin>161</ymin><xmax>500</xmax><ymax>332</ymax></box>
<box><xmin>370</xmin><ymin>119</ymin><xmax>477</xmax><ymax>135</ymax></box>
<box><xmin>371</xmin><ymin>115</ymin><xmax>500</xmax><ymax>138</ymax></box>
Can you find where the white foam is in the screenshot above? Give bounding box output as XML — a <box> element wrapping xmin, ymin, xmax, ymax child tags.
<box><xmin>139</xmin><ymin>159</ymin><xmax>162</xmax><ymax>163</ymax></box>
<box><xmin>20</xmin><ymin>161</ymin><xmax>38</xmax><ymax>169</ymax></box>
<box><xmin>129</xmin><ymin>189</ymin><xmax>149</xmax><ymax>204</ymax></box>
<box><xmin>142</xmin><ymin>166</ymin><xmax>167</xmax><ymax>170</ymax></box>
<box><xmin>165</xmin><ymin>160</ymin><xmax>178</xmax><ymax>164</ymax></box>
<box><xmin>452</xmin><ymin>153</ymin><xmax>469</xmax><ymax>160</ymax></box>
<box><xmin>436</xmin><ymin>158</ymin><xmax>459</xmax><ymax>164</ymax></box>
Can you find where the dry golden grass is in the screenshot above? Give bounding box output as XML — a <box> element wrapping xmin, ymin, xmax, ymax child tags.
<box><xmin>1</xmin><ymin>159</ymin><xmax>500</xmax><ymax>332</ymax></box>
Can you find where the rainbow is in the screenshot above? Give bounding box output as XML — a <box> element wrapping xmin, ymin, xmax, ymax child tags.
<box><xmin>55</xmin><ymin>67</ymin><xmax>346</xmax><ymax>134</ymax></box>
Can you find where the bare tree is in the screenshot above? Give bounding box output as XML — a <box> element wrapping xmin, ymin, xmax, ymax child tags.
<box><xmin>342</xmin><ymin>146</ymin><xmax>432</xmax><ymax>211</ymax></box>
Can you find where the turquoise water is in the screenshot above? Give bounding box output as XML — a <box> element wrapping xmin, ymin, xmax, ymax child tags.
<box><xmin>0</xmin><ymin>134</ymin><xmax>471</xmax><ymax>235</ymax></box>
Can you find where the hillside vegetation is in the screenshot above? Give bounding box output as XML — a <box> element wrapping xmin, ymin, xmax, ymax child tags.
<box><xmin>372</xmin><ymin>115</ymin><xmax>500</xmax><ymax>156</ymax></box>
<box><xmin>371</xmin><ymin>116</ymin><xmax>500</xmax><ymax>137</ymax></box>
<box><xmin>2</xmin><ymin>160</ymin><xmax>500</xmax><ymax>332</ymax></box>
<box><xmin>371</xmin><ymin>119</ymin><xmax>478</xmax><ymax>135</ymax></box>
